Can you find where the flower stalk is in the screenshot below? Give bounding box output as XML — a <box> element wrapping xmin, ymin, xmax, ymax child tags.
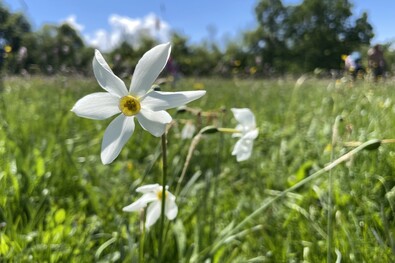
<box><xmin>159</xmin><ymin>133</ymin><xmax>168</xmax><ymax>261</ymax></box>
<box><xmin>139</xmin><ymin>209</ymin><xmax>146</xmax><ymax>263</ymax></box>
<box><xmin>217</xmin><ymin>127</ymin><xmax>241</xmax><ymax>134</ymax></box>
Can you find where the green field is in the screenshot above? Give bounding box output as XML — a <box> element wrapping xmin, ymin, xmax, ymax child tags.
<box><xmin>1</xmin><ymin>76</ymin><xmax>395</xmax><ymax>262</ymax></box>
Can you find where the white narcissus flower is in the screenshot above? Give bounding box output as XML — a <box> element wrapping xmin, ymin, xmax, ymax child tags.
<box><xmin>231</xmin><ymin>108</ymin><xmax>259</xmax><ymax>162</ymax></box>
<box><xmin>71</xmin><ymin>43</ymin><xmax>206</xmax><ymax>164</ymax></box>
<box><xmin>122</xmin><ymin>184</ymin><xmax>178</xmax><ymax>229</ymax></box>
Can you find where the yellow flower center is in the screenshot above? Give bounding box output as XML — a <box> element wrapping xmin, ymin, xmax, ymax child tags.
<box><xmin>157</xmin><ymin>190</ymin><xmax>168</xmax><ymax>201</ymax></box>
<box><xmin>119</xmin><ymin>95</ymin><xmax>141</xmax><ymax>116</ymax></box>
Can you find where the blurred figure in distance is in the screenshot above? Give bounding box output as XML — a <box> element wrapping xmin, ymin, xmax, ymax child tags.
<box><xmin>368</xmin><ymin>44</ymin><xmax>386</xmax><ymax>82</ymax></box>
<box><xmin>344</xmin><ymin>51</ymin><xmax>364</xmax><ymax>80</ymax></box>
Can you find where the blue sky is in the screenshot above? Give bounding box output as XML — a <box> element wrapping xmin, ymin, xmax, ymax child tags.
<box><xmin>3</xmin><ymin>0</ymin><xmax>395</xmax><ymax>51</ymax></box>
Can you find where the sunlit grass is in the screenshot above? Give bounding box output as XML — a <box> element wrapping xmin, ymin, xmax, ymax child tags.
<box><xmin>1</xmin><ymin>75</ymin><xmax>395</xmax><ymax>262</ymax></box>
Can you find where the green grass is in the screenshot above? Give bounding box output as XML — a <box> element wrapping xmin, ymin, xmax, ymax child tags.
<box><xmin>1</xmin><ymin>75</ymin><xmax>395</xmax><ymax>262</ymax></box>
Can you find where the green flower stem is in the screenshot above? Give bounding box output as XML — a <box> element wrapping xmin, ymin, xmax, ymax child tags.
<box><xmin>217</xmin><ymin>127</ymin><xmax>241</xmax><ymax>134</ymax></box>
<box><xmin>139</xmin><ymin>214</ymin><xmax>146</xmax><ymax>263</ymax></box>
<box><xmin>199</xmin><ymin>139</ymin><xmax>381</xmax><ymax>259</ymax></box>
<box><xmin>158</xmin><ymin>133</ymin><xmax>168</xmax><ymax>261</ymax></box>
<box><xmin>382</xmin><ymin>139</ymin><xmax>395</xmax><ymax>144</ymax></box>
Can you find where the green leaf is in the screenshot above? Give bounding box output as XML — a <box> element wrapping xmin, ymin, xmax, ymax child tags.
<box><xmin>34</xmin><ymin>148</ymin><xmax>45</xmax><ymax>177</ymax></box>
<box><xmin>288</xmin><ymin>160</ymin><xmax>314</xmax><ymax>187</ymax></box>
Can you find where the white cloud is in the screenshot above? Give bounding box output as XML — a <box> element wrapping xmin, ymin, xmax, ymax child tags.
<box><xmin>61</xmin><ymin>15</ymin><xmax>85</xmax><ymax>32</ymax></box>
<box><xmin>85</xmin><ymin>13</ymin><xmax>171</xmax><ymax>52</ymax></box>
<box><xmin>84</xmin><ymin>29</ymin><xmax>108</xmax><ymax>50</ymax></box>
<box><xmin>58</xmin><ymin>13</ymin><xmax>171</xmax><ymax>52</ymax></box>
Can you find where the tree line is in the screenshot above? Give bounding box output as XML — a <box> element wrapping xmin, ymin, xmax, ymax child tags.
<box><xmin>1</xmin><ymin>0</ymin><xmax>394</xmax><ymax>77</ymax></box>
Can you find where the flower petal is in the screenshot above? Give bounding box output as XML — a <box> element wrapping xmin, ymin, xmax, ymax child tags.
<box><xmin>243</xmin><ymin>129</ymin><xmax>259</xmax><ymax>140</ymax></box>
<box><xmin>231</xmin><ymin>108</ymin><xmax>256</xmax><ymax>128</ymax></box>
<box><xmin>145</xmin><ymin>201</ymin><xmax>162</xmax><ymax>229</ymax></box>
<box><xmin>232</xmin><ymin>138</ymin><xmax>254</xmax><ymax>162</ymax></box>
<box><xmin>141</xmin><ymin>90</ymin><xmax>206</xmax><ymax>111</ymax></box>
<box><xmin>130</xmin><ymin>43</ymin><xmax>171</xmax><ymax>96</ymax></box>
<box><xmin>136</xmin><ymin>184</ymin><xmax>161</xmax><ymax>193</ymax></box>
<box><xmin>101</xmin><ymin>114</ymin><xmax>135</xmax><ymax>164</ymax></box>
<box><xmin>93</xmin><ymin>49</ymin><xmax>128</xmax><ymax>98</ymax></box>
<box><xmin>122</xmin><ymin>192</ymin><xmax>157</xmax><ymax>212</ymax></box>
<box><xmin>71</xmin><ymin>92</ymin><xmax>120</xmax><ymax>120</ymax></box>
<box><xmin>165</xmin><ymin>193</ymin><xmax>178</xmax><ymax>220</ymax></box>
<box><xmin>136</xmin><ymin>108</ymin><xmax>172</xmax><ymax>137</ymax></box>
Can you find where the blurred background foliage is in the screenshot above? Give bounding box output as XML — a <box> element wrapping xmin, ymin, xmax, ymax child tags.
<box><xmin>0</xmin><ymin>0</ymin><xmax>395</xmax><ymax>78</ymax></box>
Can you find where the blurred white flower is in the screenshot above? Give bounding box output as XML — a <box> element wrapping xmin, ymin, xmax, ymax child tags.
<box><xmin>181</xmin><ymin>121</ymin><xmax>196</xmax><ymax>139</ymax></box>
<box><xmin>123</xmin><ymin>184</ymin><xmax>178</xmax><ymax>229</ymax></box>
<box><xmin>71</xmin><ymin>43</ymin><xmax>206</xmax><ymax>164</ymax></box>
<box><xmin>231</xmin><ymin>108</ymin><xmax>259</xmax><ymax>162</ymax></box>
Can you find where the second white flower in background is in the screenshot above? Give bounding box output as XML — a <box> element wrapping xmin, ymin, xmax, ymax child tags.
<box><xmin>231</xmin><ymin>108</ymin><xmax>259</xmax><ymax>162</ymax></box>
<box><xmin>123</xmin><ymin>184</ymin><xmax>178</xmax><ymax>229</ymax></box>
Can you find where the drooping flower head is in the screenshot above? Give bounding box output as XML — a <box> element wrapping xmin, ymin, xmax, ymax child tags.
<box><xmin>122</xmin><ymin>184</ymin><xmax>178</xmax><ymax>229</ymax></box>
<box><xmin>231</xmin><ymin>108</ymin><xmax>259</xmax><ymax>162</ymax></box>
<box><xmin>71</xmin><ymin>43</ymin><xmax>206</xmax><ymax>164</ymax></box>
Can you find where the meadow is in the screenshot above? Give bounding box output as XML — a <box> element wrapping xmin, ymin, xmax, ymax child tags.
<box><xmin>1</xmin><ymin>75</ymin><xmax>395</xmax><ymax>262</ymax></box>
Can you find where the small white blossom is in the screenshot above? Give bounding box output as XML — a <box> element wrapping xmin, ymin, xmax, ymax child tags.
<box><xmin>123</xmin><ymin>184</ymin><xmax>178</xmax><ymax>229</ymax></box>
<box><xmin>231</xmin><ymin>108</ymin><xmax>259</xmax><ymax>162</ymax></box>
<box><xmin>71</xmin><ymin>43</ymin><xmax>206</xmax><ymax>164</ymax></box>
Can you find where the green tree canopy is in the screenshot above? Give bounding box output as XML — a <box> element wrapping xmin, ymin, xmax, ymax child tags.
<box><xmin>0</xmin><ymin>3</ymin><xmax>31</xmax><ymax>51</ymax></box>
<box><xmin>246</xmin><ymin>0</ymin><xmax>374</xmax><ymax>73</ymax></box>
